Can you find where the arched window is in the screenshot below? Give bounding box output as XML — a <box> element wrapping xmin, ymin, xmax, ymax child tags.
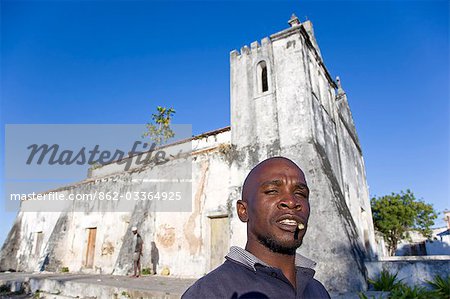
<box><xmin>257</xmin><ymin>61</ymin><xmax>269</xmax><ymax>93</ymax></box>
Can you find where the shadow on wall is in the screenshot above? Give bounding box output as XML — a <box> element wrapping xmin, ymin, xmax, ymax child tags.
<box><xmin>0</xmin><ymin>216</ymin><xmax>22</xmax><ymax>272</ymax></box>
<box><xmin>304</xmin><ymin>241</ymin><xmax>369</xmax><ymax>293</ymax></box>
<box><xmin>112</xmin><ymin>200</ymin><xmax>154</xmax><ymax>275</ymax></box>
<box><xmin>151</xmin><ymin>241</ymin><xmax>159</xmax><ymax>274</ymax></box>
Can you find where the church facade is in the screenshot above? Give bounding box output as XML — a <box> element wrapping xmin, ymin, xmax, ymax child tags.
<box><xmin>1</xmin><ymin>15</ymin><xmax>376</xmax><ymax>293</ymax></box>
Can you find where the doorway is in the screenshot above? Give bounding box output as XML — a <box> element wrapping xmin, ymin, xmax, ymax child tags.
<box><xmin>85</xmin><ymin>228</ymin><xmax>97</xmax><ymax>268</ymax></box>
<box><xmin>209</xmin><ymin>216</ymin><xmax>229</xmax><ymax>270</ymax></box>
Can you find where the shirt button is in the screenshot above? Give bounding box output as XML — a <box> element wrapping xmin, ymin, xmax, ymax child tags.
<box><xmin>271</xmin><ymin>272</ymin><xmax>277</xmax><ymax>277</ymax></box>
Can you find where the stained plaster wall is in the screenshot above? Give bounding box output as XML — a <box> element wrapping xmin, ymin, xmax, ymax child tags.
<box><xmin>1</xmin><ymin>130</ymin><xmax>232</xmax><ymax>278</ymax></box>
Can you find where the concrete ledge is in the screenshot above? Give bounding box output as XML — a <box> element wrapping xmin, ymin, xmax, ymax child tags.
<box><xmin>378</xmin><ymin>255</ymin><xmax>450</xmax><ymax>261</ymax></box>
<box><xmin>0</xmin><ymin>272</ymin><xmax>196</xmax><ymax>299</ymax></box>
<box><xmin>331</xmin><ymin>291</ymin><xmax>389</xmax><ymax>299</ymax></box>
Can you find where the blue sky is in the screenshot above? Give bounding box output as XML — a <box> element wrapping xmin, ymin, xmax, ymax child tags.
<box><xmin>1</xmin><ymin>0</ymin><xmax>449</xmax><ymax>247</ymax></box>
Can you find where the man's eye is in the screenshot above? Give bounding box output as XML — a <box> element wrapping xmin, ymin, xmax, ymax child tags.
<box><xmin>295</xmin><ymin>192</ymin><xmax>307</xmax><ymax>197</ymax></box>
<box><xmin>265</xmin><ymin>190</ymin><xmax>278</xmax><ymax>194</ymax></box>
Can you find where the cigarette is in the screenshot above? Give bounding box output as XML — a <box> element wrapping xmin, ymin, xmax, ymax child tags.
<box><xmin>297</xmin><ymin>223</ymin><xmax>305</xmax><ymax>230</ymax></box>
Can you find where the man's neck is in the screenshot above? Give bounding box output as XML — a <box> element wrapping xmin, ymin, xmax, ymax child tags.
<box><xmin>245</xmin><ymin>240</ymin><xmax>297</xmax><ymax>288</ymax></box>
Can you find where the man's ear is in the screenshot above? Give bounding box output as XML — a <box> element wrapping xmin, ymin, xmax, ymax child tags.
<box><xmin>236</xmin><ymin>200</ymin><xmax>248</xmax><ymax>222</ymax></box>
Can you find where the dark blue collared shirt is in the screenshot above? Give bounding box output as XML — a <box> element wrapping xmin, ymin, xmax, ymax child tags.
<box><xmin>182</xmin><ymin>247</ymin><xmax>330</xmax><ymax>299</ymax></box>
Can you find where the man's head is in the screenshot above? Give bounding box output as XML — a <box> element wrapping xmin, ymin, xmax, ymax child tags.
<box><xmin>237</xmin><ymin>157</ymin><xmax>310</xmax><ymax>255</ymax></box>
<box><xmin>132</xmin><ymin>227</ymin><xmax>138</xmax><ymax>235</ymax></box>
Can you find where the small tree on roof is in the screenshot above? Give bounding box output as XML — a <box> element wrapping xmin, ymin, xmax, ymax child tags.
<box><xmin>142</xmin><ymin>106</ymin><xmax>176</xmax><ymax>145</ymax></box>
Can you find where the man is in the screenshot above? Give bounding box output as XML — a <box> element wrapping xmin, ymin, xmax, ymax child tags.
<box><xmin>182</xmin><ymin>157</ymin><xmax>330</xmax><ymax>298</ymax></box>
<box><xmin>131</xmin><ymin>226</ymin><xmax>143</xmax><ymax>278</ymax></box>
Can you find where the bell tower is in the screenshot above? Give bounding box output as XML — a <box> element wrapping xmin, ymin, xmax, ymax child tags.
<box><xmin>228</xmin><ymin>14</ymin><xmax>376</xmax><ymax>293</ymax></box>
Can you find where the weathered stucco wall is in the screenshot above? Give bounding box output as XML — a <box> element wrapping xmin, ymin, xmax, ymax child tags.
<box><xmin>0</xmin><ymin>211</ymin><xmax>61</xmax><ymax>272</ymax></box>
<box><xmin>1</xmin><ymin>130</ymin><xmax>232</xmax><ymax>278</ymax></box>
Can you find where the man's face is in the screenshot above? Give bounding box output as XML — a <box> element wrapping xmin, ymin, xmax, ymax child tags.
<box><xmin>238</xmin><ymin>158</ymin><xmax>310</xmax><ymax>255</ymax></box>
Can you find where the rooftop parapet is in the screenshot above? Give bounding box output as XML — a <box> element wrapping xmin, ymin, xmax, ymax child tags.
<box><xmin>230</xmin><ymin>14</ymin><xmax>336</xmax><ymax>89</ymax></box>
<box><xmin>250</xmin><ymin>41</ymin><xmax>259</xmax><ymax>52</ymax></box>
<box><xmin>230</xmin><ymin>13</ymin><xmax>309</xmax><ymax>59</ymax></box>
<box><xmin>230</xmin><ymin>37</ymin><xmax>272</xmax><ymax>59</ymax></box>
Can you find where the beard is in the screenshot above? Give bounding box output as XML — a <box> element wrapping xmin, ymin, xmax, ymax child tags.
<box><xmin>256</xmin><ymin>231</ymin><xmax>303</xmax><ymax>255</ymax></box>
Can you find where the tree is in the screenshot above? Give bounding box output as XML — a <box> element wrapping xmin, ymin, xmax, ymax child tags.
<box><xmin>142</xmin><ymin>106</ymin><xmax>176</xmax><ymax>145</ymax></box>
<box><xmin>371</xmin><ymin>190</ymin><xmax>437</xmax><ymax>256</ymax></box>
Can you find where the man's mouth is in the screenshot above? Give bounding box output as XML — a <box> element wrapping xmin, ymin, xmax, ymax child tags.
<box><xmin>276</xmin><ymin>216</ymin><xmax>305</xmax><ymax>232</ymax></box>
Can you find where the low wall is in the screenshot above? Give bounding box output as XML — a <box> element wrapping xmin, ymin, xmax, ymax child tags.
<box><xmin>366</xmin><ymin>256</ymin><xmax>450</xmax><ymax>286</ymax></box>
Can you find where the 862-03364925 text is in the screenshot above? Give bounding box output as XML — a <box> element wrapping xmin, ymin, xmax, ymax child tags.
<box><xmin>9</xmin><ymin>191</ymin><xmax>183</xmax><ymax>201</ymax></box>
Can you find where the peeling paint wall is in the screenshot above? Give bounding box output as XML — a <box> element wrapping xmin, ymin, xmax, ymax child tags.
<box><xmin>1</xmin><ymin>130</ymin><xmax>232</xmax><ymax>278</ymax></box>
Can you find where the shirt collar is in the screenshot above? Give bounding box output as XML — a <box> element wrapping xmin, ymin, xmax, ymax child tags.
<box><xmin>225</xmin><ymin>246</ymin><xmax>317</xmax><ymax>272</ymax></box>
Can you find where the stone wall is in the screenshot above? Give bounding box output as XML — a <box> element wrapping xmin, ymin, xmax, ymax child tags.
<box><xmin>366</xmin><ymin>256</ymin><xmax>450</xmax><ymax>286</ymax></box>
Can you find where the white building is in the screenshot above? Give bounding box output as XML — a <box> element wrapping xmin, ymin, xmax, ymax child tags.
<box><xmin>1</xmin><ymin>15</ymin><xmax>376</xmax><ymax>293</ymax></box>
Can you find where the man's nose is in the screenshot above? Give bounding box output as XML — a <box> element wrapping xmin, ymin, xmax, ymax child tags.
<box><xmin>277</xmin><ymin>193</ymin><xmax>302</xmax><ymax>211</ymax></box>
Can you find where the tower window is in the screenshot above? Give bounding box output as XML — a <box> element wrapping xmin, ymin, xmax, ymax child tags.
<box><xmin>261</xmin><ymin>65</ymin><xmax>268</xmax><ymax>92</ymax></box>
<box><xmin>257</xmin><ymin>61</ymin><xmax>269</xmax><ymax>93</ymax></box>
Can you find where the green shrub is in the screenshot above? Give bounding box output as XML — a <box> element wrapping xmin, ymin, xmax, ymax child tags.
<box><xmin>426</xmin><ymin>274</ymin><xmax>450</xmax><ymax>299</ymax></box>
<box><xmin>358</xmin><ymin>293</ymin><xmax>385</xmax><ymax>299</ymax></box>
<box><xmin>366</xmin><ymin>271</ymin><xmax>449</xmax><ymax>299</ymax></box>
<box><xmin>0</xmin><ymin>284</ymin><xmax>9</xmax><ymax>293</ymax></box>
<box><xmin>389</xmin><ymin>284</ymin><xmax>434</xmax><ymax>299</ymax></box>
<box><xmin>60</xmin><ymin>266</ymin><xmax>69</xmax><ymax>273</ymax></box>
<box><xmin>368</xmin><ymin>270</ymin><xmax>403</xmax><ymax>292</ymax></box>
<box><xmin>141</xmin><ymin>267</ymin><xmax>151</xmax><ymax>275</ymax></box>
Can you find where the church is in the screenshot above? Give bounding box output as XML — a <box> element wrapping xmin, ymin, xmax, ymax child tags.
<box><xmin>0</xmin><ymin>15</ymin><xmax>376</xmax><ymax>293</ymax></box>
